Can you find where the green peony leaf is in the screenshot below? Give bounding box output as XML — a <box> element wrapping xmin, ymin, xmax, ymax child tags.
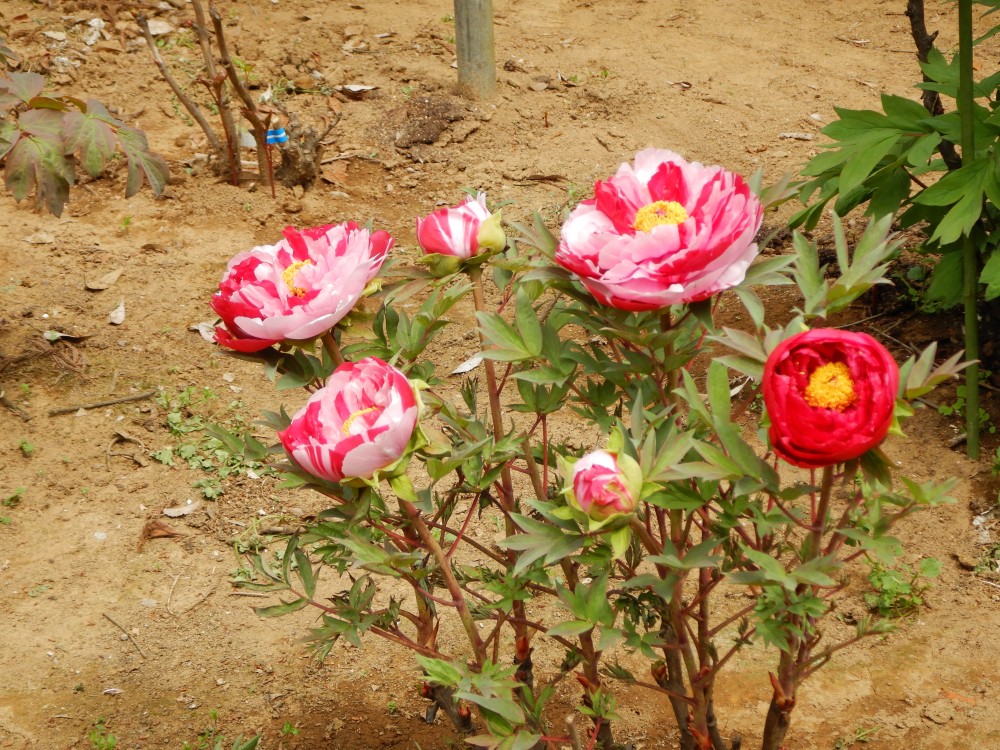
<box><xmin>63</xmin><ymin>99</ymin><xmax>118</xmax><ymax>178</ymax></box>
<box><xmin>117</xmin><ymin>124</ymin><xmax>169</xmax><ymax>197</ymax></box>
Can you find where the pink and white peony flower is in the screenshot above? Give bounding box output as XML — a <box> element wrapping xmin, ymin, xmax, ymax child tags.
<box><xmin>212</xmin><ymin>222</ymin><xmax>392</xmax><ymax>352</ymax></box>
<box><xmin>568</xmin><ymin>450</ymin><xmax>639</xmax><ymax>523</ymax></box>
<box><xmin>415</xmin><ymin>192</ymin><xmax>505</xmax><ymax>260</ymax></box>
<box><xmin>278</xmin><ymin>357</ymin><xmax>418</xmax><ymax>482</ymax></box>
<box><xmin>555</xmin><ymin>148</ymin><xmax>763</xmax><ymax>310</ymax></box>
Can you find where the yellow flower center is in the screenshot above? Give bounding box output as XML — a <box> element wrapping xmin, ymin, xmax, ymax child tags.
<box><xmin>281</xmin><ymin>259</ymin><xmax>313</xmax><ymax>297</ymax></box>
<box><xmin>804</xmin><ymin>362</ymin><xmax>857</xmax><ymax>412</ymax></box>
<box><xmin>342</xmin><ymin>405</ymin><xmax>378</xmax><ymax>435</ymax></box>
<box><xmin>632</xmin><ymin>200</ymin><xmax>689</xmax><ymax>232</ymax></box>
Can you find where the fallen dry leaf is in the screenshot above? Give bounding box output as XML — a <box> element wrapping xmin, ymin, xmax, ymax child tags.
<box><xmin>136</xmin><ymin>519</ymin><xmax>184</xmax><ymax>551</ymax></box>
<box><xmin>451</xmin><ymin>354</ymin><xmax>484</xmax><ymax>375</ymax></box>
<box><xmin>23</xmin><ymin>231</ymin><xmax>55</xmax><ymax>245</ymax></box>
<box><xmin>86</xmin><ymin>268</ymin><xmax>124</xmax><ymax>291</ymax></box>
<box><xmin>146</xmin><ymin>19</ymin><xmax>174</xmax><ymax>36</ymax></box>
<box><xmin>108</xmin><ymin>299</ymin><xmax>126</xmax><ymax>325</ymax></box>
<box><xmin>163</xmin><ymin>499</ymin><xmax>202</xmax><ymax>518</ymax></box>
<box><xmin>189</xmin><ymin>321</ymin><xmax>219</xmax><ymax>342</ymax></box>
<box><xmin>321</xmin><ymin>161</ymin><xmax>349</xmax><ymax>185</ymax></box>
<box><xmin>339</xmin><ymin>84</ymin><xmax>377</xmax><ymax>99</ymax></box>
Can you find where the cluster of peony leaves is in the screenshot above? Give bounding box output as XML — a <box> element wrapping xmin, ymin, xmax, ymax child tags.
<box><xmin>211</xmin><ymin>148</ymin><xmax>900</xmax><ymax>500</ymax></box>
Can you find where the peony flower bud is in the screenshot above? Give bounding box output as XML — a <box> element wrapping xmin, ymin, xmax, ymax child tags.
<box><xmin>567</xmin><ymin>450</ymin><xmax>640</xmax><ymax>523</ymax></box>
<box><xmin>762</xmin><ymin>328</ymin><xmax>899</xmax><ymax>468</ymax></box>
<box><xmin>212</xmin><ymin>222</ymin><xmax>392</xmax><ymax>352</ymax></box>
<box><xmin>555</xmin><ymin>148</ymin><xmax>762</xmax><ymax>310</ymax></box>
<box><xmin>415</xmin><ymin>192</ymin><xmax>505</xmax><ymax>260</ymax></box>
<box><xmin>278</xmin><ymin>357</ymin><xmax>418</xmax><ymax>483</ymax></box>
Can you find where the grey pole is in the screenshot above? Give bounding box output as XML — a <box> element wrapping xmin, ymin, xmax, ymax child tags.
<box><xmin>454</xmin><ymin>0</ymin><xmax>497</xmax><ymax>98</ymax></box>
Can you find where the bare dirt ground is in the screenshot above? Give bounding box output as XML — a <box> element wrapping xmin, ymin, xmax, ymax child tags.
<box><xmin>2</xmin><ymin>1</ymin><xmax>1000</xmax><ymax>748</ymax></box>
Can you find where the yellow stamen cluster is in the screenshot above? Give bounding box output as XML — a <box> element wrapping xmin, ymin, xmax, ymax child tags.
<box><xmin>632</xmin><ymin>200</ymin><xmax>689</xmax><ymax>232</ymax></box>
<box><xmin>281</xmin><ymin>259</ymin><xmax>313</xmax><ymax>297</ymax></box>
<box><xmin>804</xmin><ymin>362</ymin><xmax>857</xmax><ymax>412</ymax></box>
<box><xmin>342</xmin><ymin>405</ymin><xmax>379</xmax><ymax>435</ymax></box>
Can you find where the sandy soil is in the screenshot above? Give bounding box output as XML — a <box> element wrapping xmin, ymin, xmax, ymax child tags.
<box><xmin>2</xmin><ymin>1</ymin><xmax>999</xmax><ymax>748</ymax></box>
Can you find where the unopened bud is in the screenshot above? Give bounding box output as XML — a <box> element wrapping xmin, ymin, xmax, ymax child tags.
<box><xmin>651</xmin><ymin>661</ymin><xmax>668</xmax><ymax>685</ymax></box>
<box><xmin>515</xmin><ymin>636</ymin><xmax>532</xmax><ymax>663</ymax></box>
<box><xmin>566</xmin><ymin>450</ymin><xmax>640</xmax><ymax>524</ymax></box>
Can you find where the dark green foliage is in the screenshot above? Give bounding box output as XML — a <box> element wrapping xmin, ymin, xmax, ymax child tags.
<box><xmin>791</xmin><ymin>35</ymin><xmax>1000</xmax><ymax>310</ymax></box>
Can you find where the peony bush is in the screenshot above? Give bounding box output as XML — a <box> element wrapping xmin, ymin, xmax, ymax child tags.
<box><xmin>213</xmin><ymin>150</ymin><xmax>963</xmax><ymax>750</ymax></box>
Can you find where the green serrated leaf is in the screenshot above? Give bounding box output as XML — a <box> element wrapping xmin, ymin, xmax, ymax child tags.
<box><xmin>255</xmin><ymin>596</ymin><xmax>309</xmax><ymax>618</ymax></box>
<box><xmin>117</xmin><ymin>125</ymin><xmax>169</xmax><ymax>197</ymax></box>
<box><xmin>294</xmin><ymin>549</ymin><xmax>317</xmax><ymax>598</ymax></box>
<box><xmin>0</xmin><ymin>120</ymin><xmax>19</xmax><ymax>162</ymax></box>
<box><xmin>514</xmin><ymin>289</ymin><xmax>543</xmax><ymax>357</ymax></box>
<box><xmin>64</xmin><ymin>104</ymin><xmax>118</xmax><ymax>178</ymax></box>
<box><xmin>5</xmin><ymin>135</ymin><xmax>72</xmax><ymax>215</ymax></box>
<box><xmin>0</xmin><ymin>72</ymin><xmax>45</xmax><ymax>105</ymax></box>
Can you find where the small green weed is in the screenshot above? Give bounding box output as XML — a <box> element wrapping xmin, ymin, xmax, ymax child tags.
<box><xmin>280</xmin><ymin>721</ymin><xmax>299</xmax><ymax>736</ymax></box>
<box><xmin>833</xmin><ymin>725</ymin><xmax>878</xmax><ymax>748</ymax></box>
<box><xmin>938</xmin><ymin>370</ymin><xmax>995</xmax><ymax>434</ymax></box>
<box><xmin>181</xmin><ymin>709</ymin><xmax>260</xmax><ymax>750</ymax></box>
<box><xmin>3</xmin><ymin>488</ymin><xmax>24</xmax><ymax>508</ymax></box>
<box><xmin>18</xmin><ymin>439</ymin><xmax>33</xmax><ymax>456</ymax></box>
<box><xmin>865</xmin><ymin>558</ymin><xmax>941</xmax><ymax>617</ymax></box>
<box><xmin>171</xmin><ymin>95</ymin><xmax>194</xmax><ymax>127</ymax></box>
<box><xmin>151</xmin><ymin>387</ymin><xmax>272</xmax><ymax>499</ymax></box>
<box><xmin>89</xmin><ymin>718</ymin><xmax>117</xmax><ymax>750</ymax></box>
<box><xmin>975</xmin><ymin>543</ymin><xmax>1000</xmax><ymax>575</ymax></box>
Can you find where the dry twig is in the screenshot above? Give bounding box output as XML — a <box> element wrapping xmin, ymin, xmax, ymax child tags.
<box><xmin>136</xmin><ymin>14</ymin><xmax>224</xmax><ymax>161</ymax></box>
<box><xmin>102</xmin><ymin>612</ymin><xmax>148</xmax><ymax>658</ymax></box>
<box><xmin>0</xmin><ymin>388</ymin><xmax>30</xmax><ymax>421</ymax></box>
<box><xmin>49</xmin><ymin>389</ymin><xmax>156</xmax><ymax>416</ymax></box>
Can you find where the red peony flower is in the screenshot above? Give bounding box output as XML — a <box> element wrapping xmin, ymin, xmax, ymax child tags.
<box><xmin>554</xmin><ymin>148</ymin><xmax>763</xmax><ymax>310</ymax></box>
<box><xmin>211</xmin><ymin>223</ymin><xmax>392</xmax><ymax>352</ymax></box>
<box><xmin>762</xmin><ymin>329</ymin><xmax>899</xmax><ymax>468</ymax></box>
<box><xmin>278</xmin><ymin>357</ymin><xmax>418</xmax><ymax>482</ymax></box>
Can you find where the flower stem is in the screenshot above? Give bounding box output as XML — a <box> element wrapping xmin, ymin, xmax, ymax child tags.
<box><xmin>400</xmin><ymin>499</ymin><xmax>486</xmax><ymax>667</ymax></box>
<box><xmin>957</xmin><ymin>0</ymin><xmax>981</xmax><ymax>459</ymax></box>
<box><xmin>467</xmin><ymin>265</ymin><xmax>534</xmax><ymax>678</ymax></box>
<box><xmin>321</xmin><ymin>332</ymin><xmax>345</xmax><ymax>368</ymax></box>
<box><xmin>806</xmin><ymin>465</ymin><xmax>835</xmax><ymax>559</ymax></box>
<box><xmin>468</xmin><ymin>266</ymin><xmax>514</xmax><ymax>497</ymax></box>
